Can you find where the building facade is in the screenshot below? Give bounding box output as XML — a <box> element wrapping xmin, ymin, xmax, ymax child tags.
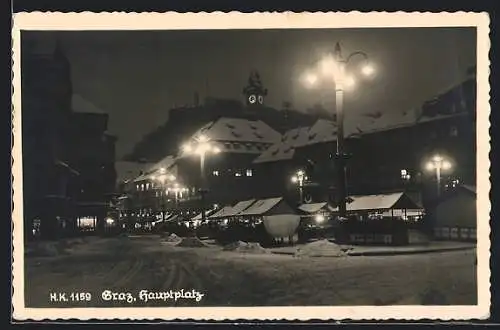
<box><xmin>21</xmin><ymin>35</ymin><xmax>117</xmax><ymax>239</ymax></box>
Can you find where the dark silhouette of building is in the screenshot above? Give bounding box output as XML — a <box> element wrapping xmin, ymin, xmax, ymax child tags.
<box><xmin>21</xmin><ymin>37</ymin><xmax>78</xmax><ymax>240</ymax></box>
<box><xmin>21</xmin><ymin>34</ymin><xmax>117</xmax><ymax>239</ymax></box>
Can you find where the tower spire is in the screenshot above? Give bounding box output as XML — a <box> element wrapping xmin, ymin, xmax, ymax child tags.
<box><xmin>242</xmin><ymin>70</ymin><xmax>268</xmax><ymax>106</ymax></box>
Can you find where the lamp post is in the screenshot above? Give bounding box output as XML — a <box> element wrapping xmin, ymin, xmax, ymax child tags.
<box><xmin>425</xmin><ymin>155</ymin><xmax>452</xmax><ymax>197</ymax></box>
<box><xmin>302</xmin><ymin>42</ymin><xmax>374</xmax><ymax>218</ymax></box>
<box><xmin>182</xmin><ymin>135</ymin><xmax>221</xmax><ymax>222</ymax></box>
<box><xmin>291</xmin><ymin>170</ymin><xmax>307</xmax><ymax>203</ymax></box>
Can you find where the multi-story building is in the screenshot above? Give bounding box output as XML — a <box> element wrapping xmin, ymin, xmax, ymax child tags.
<box><xmin>21</xmin><ymin>36</ymin><xmax>79</xmax><ymax>240</ymax></box>
<box><xmin>69</xmin><ymin>112</ymin><xmax>117</xmax><ymax>232</ymax></box>
<box><xmin>254</xmin><ymin>73</ymin><xmax>476</xmax><ymax>209</ymax></box>
<box><xmin>20</xmin><ymin>35</ymin><xmax>117</xmax><ymax>239</ymax></box>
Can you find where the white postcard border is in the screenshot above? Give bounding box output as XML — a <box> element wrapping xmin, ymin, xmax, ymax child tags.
<box><xmin>11</xmin><ymin>11</ymin><xmax>491</xmax><ymax>321</ymax></box>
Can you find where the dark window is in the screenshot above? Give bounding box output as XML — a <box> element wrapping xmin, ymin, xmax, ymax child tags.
<box><xmin>450</xmin><ymin>126</ymin><xmax>458</xmax><ymax>137</ymax></box>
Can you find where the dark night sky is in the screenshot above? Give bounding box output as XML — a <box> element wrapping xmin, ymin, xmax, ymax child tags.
<box><xmin>24</xmin><ymin>28</ymin><xmax>476</xmax><ymax>159</ymax></box>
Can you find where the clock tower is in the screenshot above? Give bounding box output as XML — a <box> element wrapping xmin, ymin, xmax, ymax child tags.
<box><xmin>243</xmin><ymin>70</ymin><xmax>268</xmax><ymax>106</ymax></box>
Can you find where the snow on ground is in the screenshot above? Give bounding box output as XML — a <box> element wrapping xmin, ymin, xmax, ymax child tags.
<box><xmin>24</xmin><ymin>235</ymin><xmax>477</xmax><ymax>307</ymax></box>
<box><xmin>176</xmin><ymin>237</ymin><xmax>209</xmax><ymax>248</ymax></box>
<box><xmin>294</xmin><ymin>239</ymin><xmax>346</xmax><ymax>258</ymax></box>
<box><xmin>160</xmin><ymin>233</ymin><xmax>182</xmax><ymax>244</ymax></box>
<box><xmin>223</xmin><ymin>241</ymin><xmax>269</xmax><ymax>254</ymax></box>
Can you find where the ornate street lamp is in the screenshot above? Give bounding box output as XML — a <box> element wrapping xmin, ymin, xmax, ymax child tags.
<box><xmin>301</xmin><ymin>42</ymin><xmax>375</xmax><ymax>218</ymax></box>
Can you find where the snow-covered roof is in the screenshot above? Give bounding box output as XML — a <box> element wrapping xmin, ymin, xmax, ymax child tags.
<box><xmin>116</xmin><ymin>161</ymin><xmax>154</xmax><ymax>183</ymax></box>
<box><xmin>198</xmin><ymin>117</ymin><xmax>281</xmax><ymax>143</ymax></box>
<box><xmin>348</xmin><ymin>77</ymin><xmax>474</xmax><ymax>136</ymax></box>
<box><xmin>416</xmin><ymin>111</ymin><xmax>469</xmax><ymax>124</ymax></box>
<box><xmin>254</xmin><ymin>120</ymin><xmax>337</xmax><ymax>164</ymax></box>
<box><xmin>132</xmin><ymin>155</ymin><xmax>177</xmax><ymax>182</ymax></box>
<box><xmin>181</xmin><ymin>117</ymin><xmax>281</xmax><ymax>156</ymax></box>
<box><xmin>238</xmin><ymin>197</ymin><xmax>283</xmax><ymax>216</ymax></box>
<box><xmin>305</xmin><ymin>119</ymin><xmax>337</xmax><ymax>145</ymax></box>
<box><xmin>165</xmin><ymin>214</ymin><xmax>179</xmax><ymax>222</ymax></box>
<box><xmin>330</xmin><ymin>192</ymin><xmax>422</xmax><ymax>212</ymax></box>
<box><xmin>191</xmin><ymin>208</ymin><xmax>218</xmax><ymax>221</ymax></box>
<box><xmin>346</xmin><ymin>109</ymin><xmax>417</xmax><ymax>137</ymax></box>
<box><xmin>208</xmin><ymin>205</ymin><xmax>234</xmax><ymax>219</ymax></box>
<box><xmin>225</xmin><ymin>199</ymin><xmax>256</xmax><ymax>216</ymax></box>
<box><xmin>144</xmin><ymin>155</ymin><xmax>177</xmax><ymax>174</ymax></box>
<box><xmin>298</xmin><ymin>202</ymin><xmax>329</xmax><ymax>214</ymax></box>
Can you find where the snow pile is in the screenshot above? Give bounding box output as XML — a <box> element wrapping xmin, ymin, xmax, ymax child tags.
<box><xmin>294</xmin><ymin>239</ymin><xmax>346</xmax><ymax>258</ymax></box>
<box><xmin>176</xmin><ymin>237</ymin><xmax>208</xmax><ymax>248</ymax></box>
<box><xmin>162</xmin><ymin>233</ymin><xmax>182</xmax><ymax>243</ymax></box>
<box><xmin>223</xmin><ymin>241</ymin><xmax>269</xmax><ymax>254</ymax></box>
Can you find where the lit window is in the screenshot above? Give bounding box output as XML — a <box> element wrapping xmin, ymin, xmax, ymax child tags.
<box><xmin>246</xmin><ymin>169</ymin><xmax>253</xmax><ymax>177</ymax></box>
<box><xmin>235</xmin><ymin>172</ymin><xmax>242</xmax><ymax>177</ymax></box>
<box><xmin>400</xmin><ymin>169</ymin><xmax>407</xmax><ymax>177</ymax></box>
<box><xmin>141</xmin><ymin>184</ymin><xmax>145</xmax><ymax>191</ymax></box>
<box><xmin>136</xmin><ymin>185</ymin><xmax>139</xmax><ymax>191</ymax></box>
<box><xmin>212</xmin><ymin>170</ymin><xmax>219</xmax><ymax>176</ymax></box>
<box><xmin>146</xmin><ymin>183</ymin><xmax>150</xmax><ymax>190</ymax></box>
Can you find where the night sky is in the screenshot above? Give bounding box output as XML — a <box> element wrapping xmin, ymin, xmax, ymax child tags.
<box><xmin>23</xmin><ymin>27</ymin><xmax>476</xmax><ymax>159</ymax></box>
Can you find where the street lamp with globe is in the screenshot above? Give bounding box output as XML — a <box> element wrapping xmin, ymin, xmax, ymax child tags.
<box><xmin>425</xmin><ymin>154</ymin><xmax>453</xmax><ymax>197</ymax></box>
<box><xmin>301</xmin><ymin>42</ymin><xmax>375</xmax><ymax>219</ymax></box>
<box><xmin>182</xmin><ymin>135</ymin><xmax>221</xmax><ymax>222</ymax></box>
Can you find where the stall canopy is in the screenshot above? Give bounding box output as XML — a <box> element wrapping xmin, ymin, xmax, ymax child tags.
<box><xmin>298</xmin><ymin>202</ymin><xmax>335</xmax><ymax>214</ymax></box>
<box><xmin>208</xmin><ymin>205</ymin><xmax>234</xmax><ymax>219</ymax></box>
<box><xmin>330</xmin><ymin>192</ymin><xmax>423</xmax><ymax>213</ymax></box>
<box><xmin>191</xmin><ymin>208</ymin><xmax>218</xmax><ymax>221</ymax></box>
<box><xmin>164</xmin><ymin>214</ymin><xmax>179</xmax><ymax>222</ymax></box>
<box><xmin>237</xmin><ymin>197</ymin><xmax>294</xmax><ymax>216</ymax></box>
<box><xmin>208</xmin><ymin>199</ymin><xmax>256</xmax><ymax>219</ymax></box>
<box><xmin>225</xmin><ymin>199</ymin><xmax>256</xmax><ymax>217</ymax></box>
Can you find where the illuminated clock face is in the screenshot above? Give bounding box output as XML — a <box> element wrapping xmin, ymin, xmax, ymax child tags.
<box><xmin>258</xmin><ymin>95</ymin><xmax>264</xmax><ymax>104</ymax></box>
<box><xmin>248</xmin><ymin>95</ymin><xmax>257</xmax><ymax>104</ymax></box>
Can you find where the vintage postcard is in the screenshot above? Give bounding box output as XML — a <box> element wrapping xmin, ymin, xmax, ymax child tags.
<box><xmin>12</xmin><ymin>12</ymin><xmax>491</xmax><ymax>321</ymax></box>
